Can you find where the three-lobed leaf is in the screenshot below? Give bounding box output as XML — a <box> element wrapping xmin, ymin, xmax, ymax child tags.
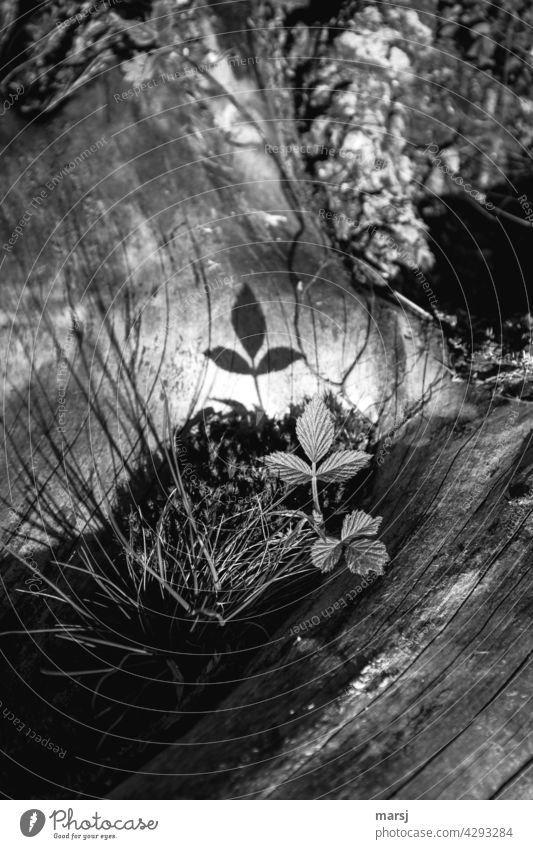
<box><xmin>341</xmin><ymin>510</ymin><xmax>388</xmax><ymax>575</ymax></box>
<box><xmin>296</xmin><ymin>395</ymin><xmax>334</xmax><ymax>463</ymax></box>
<box><xmin>264</xmin><ymin>452</ymin><xmax>313</xmax><ymax>485</ymax></box>
<box><xmin>311</xmin><ymin>508</ymin><xmax>388</xmax><ymax>575</ymax></box>
<box><xmin>316</xmin><ymin>450</ymin><xmax>371</xmax><ymax>482</ymax></box>
<box><xmin>264</xmin><ymin>396</ymin><xmax>389</xmax><ymax>579</ymax></box>
<box><xmin>311</xmin><ymin>534</ymin><xmax>389</xmax><ymax>577</ymax></box>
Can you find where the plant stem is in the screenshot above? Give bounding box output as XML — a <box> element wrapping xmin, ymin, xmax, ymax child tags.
<box><xmin>252</xmin><ymin>367</ymin><xmax>265</xmax><ymax>412</ymax></box>
<box><xmin>311</xmin><ymin>463</ymin><xmax>323</xmax><ymax>523</ymax></box>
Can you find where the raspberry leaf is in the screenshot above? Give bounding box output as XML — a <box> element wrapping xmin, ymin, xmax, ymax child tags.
<box><xmin>311</xmin><ymin>537</ymin><xmax>342</xmax><ymax>572</ymax></box>
<box><xmin>344</xmin><ymin>539</ymin><xmax>389</xmax><ymax>576</ymax></box>
<box><xmin>316</xmin><ymin>450</ymin><xmax>371</xmax><ymax>482</ymax></box>
<box><xmin>296</xmin><ymin>396</ymin><xmax>334</xmax><ymax>463</ymax></box>
<box><xmin>341</xmin><ymin>510</ymin><xmax>382</xmax><ymax>542</ymax></box>
<box><xmin>264</xmin><ymin>452</ymin><xmax>313</xmax><ymax>485</ymax></box>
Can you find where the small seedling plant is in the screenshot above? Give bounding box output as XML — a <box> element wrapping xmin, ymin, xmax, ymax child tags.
<box><xmin>265</xmin><ymin>395</ymin><xmax>389</xmax><ymax>577</ymax></box>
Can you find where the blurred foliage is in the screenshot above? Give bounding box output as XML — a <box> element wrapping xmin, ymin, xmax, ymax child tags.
<box><xmin>436</xmin><ymin>0</ymin><xmax>533</xmax><ymax>86</ymax></box>
<box><xmin>260</xmin><ymin>0</ymin><xmax>533</xmax><ymax>387</ymax></box>
<box><xmin>0</xmin><ymin>0</ymin><xmax>209</xmax><ymax>115</ymax></box>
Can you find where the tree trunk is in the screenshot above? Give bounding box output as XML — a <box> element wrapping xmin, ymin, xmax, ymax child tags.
<box><xmin>1</xmin><ymin>0</ymin><xmax>531</xmax><ymax>800</ymax></box>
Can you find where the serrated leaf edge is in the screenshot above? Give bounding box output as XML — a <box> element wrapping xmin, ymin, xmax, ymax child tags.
<box><xmin>341</xmin><ymin>510</ymin><xmax>382</xmax><ymax>542</ymax></box>
<box><xmin>315</xmin><ymin>449</ymin><xmax>371</xmax><ymax>482</ymax></box>
<box><xmin>296</xmin><ymin>395</ymin><xmax>334</xmax><ymax>463</ymax></box>
<box><xmin>264</xmin><ymin>452</ymin><xmax>313</xmax><ymax>484</ymax></box>
<box><xmin>311</xmin><ymin>537</ymin><xmax>342</xmax><ymax>572</ymax></box>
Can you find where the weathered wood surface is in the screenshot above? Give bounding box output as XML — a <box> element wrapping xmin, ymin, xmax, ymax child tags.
<box><xmin>110</xmin><ymin>391</ymin><xmax>533</xmax><ymax>799</ymax></box>
<box><xmin>0</xmin><ymin>11</ymin><xmax>447</xmax><ymax>797</ymax></box>
<box><xmin>1</xmin><ymin>1</ymin><xmax>531</xmax><ymax>801</ymax></box>
<box><xmin>0</xmin><ymin>56</ymin><xmax>444</xmax><ymax>552</ymax></box>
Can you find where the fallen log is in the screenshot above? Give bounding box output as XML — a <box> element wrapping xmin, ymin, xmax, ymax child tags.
<box><xmin>110</xmin><ymin>390</ymin><xmax>533</xmax><ymax>799</ymax></box>
<box><xmin>0</xmin><ymin>0</ymin><xmax>531</xmax><ymax>801</ymax></box>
